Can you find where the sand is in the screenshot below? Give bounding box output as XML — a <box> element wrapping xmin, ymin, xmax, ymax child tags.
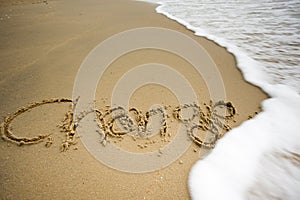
<box><xmin>0</xmin><ymin>0</ymin><xmax>268</xmax><ymax>199</ymax></box>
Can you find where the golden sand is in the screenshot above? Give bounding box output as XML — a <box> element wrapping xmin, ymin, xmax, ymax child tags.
<box><xmin>0</xmin><ymin>0</ymin><xmax>268</xmax><ymax>199</ymax></box>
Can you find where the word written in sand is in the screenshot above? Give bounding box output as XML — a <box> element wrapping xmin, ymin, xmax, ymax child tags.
<box><xmin>0</xmin><ymin>98</ymin><xmax>236</xmax><ymax>151</ymax></box>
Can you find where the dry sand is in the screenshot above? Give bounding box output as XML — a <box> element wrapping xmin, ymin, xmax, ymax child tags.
<box><xmin>0</xmin><ymin>0</ymin><xmax>268</xmax><ymax>199</ymax></box>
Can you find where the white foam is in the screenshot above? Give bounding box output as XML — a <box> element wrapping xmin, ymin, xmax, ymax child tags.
<box><xmin>140</xmin><ymin>0</ymin><xmax>300</xmax><ymax>199</ymax></box>
<box><xmin>189</xmin><ymin>86</ymin><xmax>300</xmax><ymax>199</ymax></box>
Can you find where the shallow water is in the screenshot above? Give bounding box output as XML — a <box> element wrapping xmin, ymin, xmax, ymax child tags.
<box><xmin>145</xmin><ymin>0</ymin><xmax>300</xmax><ymax>93</ymax></box>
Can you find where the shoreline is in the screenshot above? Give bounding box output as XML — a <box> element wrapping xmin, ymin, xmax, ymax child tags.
<box><xmin>0</xmin><ymin>0</ymin><xmax>268</xmax><ymax>199</ymax></box>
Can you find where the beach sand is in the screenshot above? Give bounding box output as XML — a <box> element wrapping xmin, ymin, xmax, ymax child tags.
<box><xmin>0</xmin><ymin>0</ymin><xmax>268</xmax><ymax>199</ymax></box>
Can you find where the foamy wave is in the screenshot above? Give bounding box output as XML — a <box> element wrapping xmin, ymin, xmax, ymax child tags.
<box><xmin>189</xmin><ymin>85</ymin><xmax>300</xmax><ymax>200</ymax></box>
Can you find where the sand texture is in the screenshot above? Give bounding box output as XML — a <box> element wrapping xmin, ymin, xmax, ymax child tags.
<box><xmin>0</xmin><ymin>0</ymin><xmax>268</xmax><ymax>199</ymax></box>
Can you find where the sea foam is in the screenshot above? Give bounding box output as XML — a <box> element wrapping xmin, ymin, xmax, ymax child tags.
<box><xmin>189</xmin><ymin>85</ymin><xmax>300</xmax><ymax>199</ymax></box>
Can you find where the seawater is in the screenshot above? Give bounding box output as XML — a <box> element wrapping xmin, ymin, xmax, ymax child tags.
<box><xmin>141</xmin><ymin>0</ymin><xmax>300</xmax><ymax>199</ymax></box>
